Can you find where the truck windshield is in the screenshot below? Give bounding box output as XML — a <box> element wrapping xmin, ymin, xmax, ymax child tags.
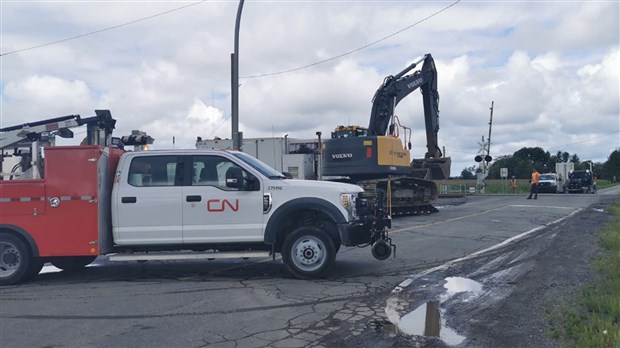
<box><xmin>232</xmin><ymin>152</ymin><xmax>285</xmax><ymax>179</ymax></box>
<box><xmin>539</xmin><ymin>175</ymin><xmax>556</xmax><ymax>180</ymax></box>
<box><xmin>571</xmin><ymin>171</ymin><xmax>590</xmax><ymax>179</ymax></box>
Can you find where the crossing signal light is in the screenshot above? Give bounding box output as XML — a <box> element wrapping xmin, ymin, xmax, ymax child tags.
<box><xmin>475</xmin><ymin>155</ymin><xmax>492</xmax><ymax>163</ymax></box>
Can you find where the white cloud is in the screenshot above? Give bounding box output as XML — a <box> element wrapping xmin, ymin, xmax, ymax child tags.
<box><xmin>1</xmin><ymin>1</ymin><xmax>618</xmax><ymax>176</ymax></box>
<box><xmin>4</xmin><ymin>75</ymin><xmax>95</xmax><ymax>115</ymax></box>
<box><xmin>146</xmin><ymin>99</ymin><xmax>226</xmax><ymax>149</ymax></box>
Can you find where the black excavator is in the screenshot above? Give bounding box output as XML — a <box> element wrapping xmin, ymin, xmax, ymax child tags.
<box><xmin>321</xmin><ymin>53</ymin><xmax>451</xmax><ymax>215</ymax></box>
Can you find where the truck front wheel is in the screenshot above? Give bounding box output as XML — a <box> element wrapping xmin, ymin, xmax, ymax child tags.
<box><xmin>0</xmin><ymin>234</ymin><xmax>32</xmax><ymax>285</ymax></box>
<box><xmin>282</xmin><ymin>226</ymin><xmax>336</xmax><ymax>279</ymax></box>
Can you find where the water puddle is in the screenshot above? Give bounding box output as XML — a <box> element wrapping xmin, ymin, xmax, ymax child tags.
<box><xmin>399</xmin><ymin>300</ymin><xmax>465</xmax><ymax>345</ymax></box>
<box><xmin>397</xmin><ymin>277</ymin><xmax>482</xmax><ymax>345</ymax></box>
<box><xmin>442</xmin><ymin>276</ymin><xmax>483</xmax><ymax>299</ymax></box>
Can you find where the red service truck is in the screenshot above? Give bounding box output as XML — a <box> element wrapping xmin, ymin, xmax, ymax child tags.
<box><xmin>0</xmin><ymin>111</ymin><xmax>394</xmax><ymax>285</ymax></box>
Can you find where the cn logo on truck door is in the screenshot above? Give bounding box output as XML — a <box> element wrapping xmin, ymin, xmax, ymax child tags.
<box><xmin>182</xmin><ymin>155</ymin><xmax>263</xmax><ymax>243</ymax></box>
<box><xmin>206</xmin><ymin>199</ymin><xmax>239</xmax><ymax>212</ymax></box>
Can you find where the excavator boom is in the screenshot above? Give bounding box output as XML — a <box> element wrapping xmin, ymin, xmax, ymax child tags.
<box><xmin>368</xmin><ymin>54</ymin><xmax>446</xmax><ymax>161</ymax></box>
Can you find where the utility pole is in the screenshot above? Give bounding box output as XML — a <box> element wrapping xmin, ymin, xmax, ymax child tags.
<box><xmin>486</xmin><ymin>101</ymin><xmax>494</xmax><ymax>166</ymax></box>
<box><xmin>474</xmin><ymin>101</ymin><xmax>495</xmax><ymax>193</ymax></box>
<box><xmin>231</xmin><ymin>0</ymin><xmax>245</xmax><ymax>150</ymax></box>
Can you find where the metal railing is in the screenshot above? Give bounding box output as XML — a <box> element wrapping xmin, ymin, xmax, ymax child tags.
<box><xmin>439</xmin><ymin>183</ymin><xmax>474</xmax><ymax>195</ymax></box>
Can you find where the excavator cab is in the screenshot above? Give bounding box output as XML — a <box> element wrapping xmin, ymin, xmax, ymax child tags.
<box><xmin>322</xmin><ymin>131</ymin><xmax>412</xmax><ymax>180</ymax></box>
<box><xmin>331</xmin><ymin>125</ymin><xmax>368</xmax><ymax>138</ymax></box>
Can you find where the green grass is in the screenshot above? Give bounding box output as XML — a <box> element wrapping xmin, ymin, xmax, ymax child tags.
<box><xmin>547</xmin><ymin>203</ymin><xmax>620</xmax><ymax>348</ymax></box>
<box><xmin>597</xmin><ymin>180</ymin><xmax>620</xmax><ymax>190</ymax></box>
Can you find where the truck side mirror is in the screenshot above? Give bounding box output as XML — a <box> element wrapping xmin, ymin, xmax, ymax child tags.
<box><xmin>225</xmin><ymin>167</ymin><xmax>244</xmax><ymax>189</ymax></box>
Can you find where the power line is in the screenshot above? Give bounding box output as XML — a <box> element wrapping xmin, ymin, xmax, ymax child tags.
<box><xmin>547</xmin><ymin>130</ymin><xmax>620</xmax><ymax>150</ymax></box>
<box><xmin>241</xmin><ymin>0</ymin><xmax>461</xmax><ymax>79</ymax></box>
<box><xmin>206</xmin><ymin>113</ymin><xmax>231</xmax><ymax>139</ymax></box>
<box><xmin>2</xmin><ymin>0</ymin><xmax>460</xmax><ymax>79</ymax></box>
<box><xmin>0</xmin><ymin>0</ymin><xmax>208</xmax><ymax>57</ymax></box>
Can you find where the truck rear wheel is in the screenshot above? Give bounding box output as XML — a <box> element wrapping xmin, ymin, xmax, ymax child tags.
<box><xmin>26</xmin><ymin>259</ymin><xmax>44</xmax><ymax>281</ymax></box>
<box><xmin>51</xmin><ymin>256</ymin><xmax>96</xmax><ymax>272</ymax></box>
<box><xmin>282</xmin><ymin>226</ymin><xmax>336</xmax><ymax>279</ymax></box>
<box><xmin>0</xmin><ymin>234</ymin><xmax>32</xmax><ymax>285</ymax></box>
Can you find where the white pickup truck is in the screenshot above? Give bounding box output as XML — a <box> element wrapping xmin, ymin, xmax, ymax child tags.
<box><xmin>1</xmin><ymin>145</ymin><xmax>393</xmax><ymax>285</ymax></box>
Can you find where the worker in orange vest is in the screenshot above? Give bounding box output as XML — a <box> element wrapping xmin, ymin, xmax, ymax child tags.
<box><xmin>510</xmin><ymin>176</ymin><xmax>518</xmax><ymax>193</ymax></box>
<box><xmin>527</xmin><ymin>168</ymin><xmax>540</xmax><ymax>199</ymax></box>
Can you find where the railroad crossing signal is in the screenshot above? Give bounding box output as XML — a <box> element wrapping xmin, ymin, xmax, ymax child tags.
<box><xmin>477</xmin><ymin>139</ymin><xmax>488</xmax><ymax>155</ymax></box>
<box><xmin>474</xmin><ymin>155</ymin><xmax>492</xmax><ymax>163</ymax></box>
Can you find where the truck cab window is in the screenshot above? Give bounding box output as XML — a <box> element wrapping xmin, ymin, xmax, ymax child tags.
<box><xmin>128</xmin><ymin>156</ymin><xmax>179</xmax><ymax>187</ymax></box>
<box><xmin>191</xmin><ymin>155</ymin><xmax>256</xmax><ymax>191</ymax></box>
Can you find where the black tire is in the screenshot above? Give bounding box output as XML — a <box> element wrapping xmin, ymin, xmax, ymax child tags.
<box><xmin>51</xmin><ymin>256</ymin><xmax>96</xmax><ymax>272</ymax></box>
<box><xmin>0</xmin><ymin>234</ymin><xmax>32</xmax><ymax>285</ymax></box>
<box><xmin>371</xmin><ymin>240</ymin><xmax>392</xmax><ymax>260</ymax></box>
<box><xmin>26</xmin><ymin>258</ymin><xmax>44</xmax><ymax>281</ymax></box>
<box><xmin>282</xmin><ymin>226</ymin><xmax>336</xmax><ymax>279</ymax></box>
<box><xmin>333</xmin><ymin>241</ymin><xmax>341</xmax><ymax>254</ymax></box>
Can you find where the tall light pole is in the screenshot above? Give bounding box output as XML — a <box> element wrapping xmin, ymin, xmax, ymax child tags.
<box><xmin>231</xmin><ymin>0</ymin><xmax>245</xmax><ymax>150</ymax></box>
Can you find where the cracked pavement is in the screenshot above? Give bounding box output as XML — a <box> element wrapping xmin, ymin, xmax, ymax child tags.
<box><xmin>1</xmin><ymin>188</ymin><xmax>617</xmax><ymax>348</ymax></box>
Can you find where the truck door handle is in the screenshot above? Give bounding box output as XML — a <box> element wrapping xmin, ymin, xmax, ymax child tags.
<box><xmin>186</xmin><ymin>195</ymin><xmax>202</xmax><ymax>202</ymax></box>
<box><xmin>121</xmin><ymin>197</ymin><xmax>137</xmax><ymax>203</ymax></box>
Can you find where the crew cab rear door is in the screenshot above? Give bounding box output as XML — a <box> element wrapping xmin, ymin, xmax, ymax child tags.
<box><xmin>181</xmin><ymin>155</ymin><xmax>263</xmax><ymax>243</ymax></box>
<box><xmin>112</xmin><ymin>154</ymin><xmax>184</xmax><ymax>245</ymax></box>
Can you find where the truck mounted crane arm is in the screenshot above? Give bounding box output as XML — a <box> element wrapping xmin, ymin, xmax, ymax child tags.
<box><xmin>0</xmin><ymin>114</ymin><xmax>82</xmax><ymax>149</ymax></box>
<box><xmin>367</xmin><ymin>53</ymin><xmax>442</xmax><ymax>159</ymax></box>
<box><xmin>0</xmin><ymin>110</ymin><xmax>116</xmax><ymax>150</ymax></box>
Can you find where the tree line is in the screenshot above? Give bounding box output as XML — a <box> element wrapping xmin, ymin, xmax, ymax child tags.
<box><xmin>459</xmin><ymin>147</ymin><xmax>620</xmax><ymax>180</ymax></box>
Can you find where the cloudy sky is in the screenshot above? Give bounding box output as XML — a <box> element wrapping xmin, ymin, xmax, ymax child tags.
<box><xmin>1</xmin><ymin>0</ymin><xmax>619</xmax><ymax>176</ymax></box>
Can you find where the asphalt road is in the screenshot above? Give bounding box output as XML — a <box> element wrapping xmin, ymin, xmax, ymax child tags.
<box><xmin>1</xmin><ymin>187</ymin><xmax>618</xmax><ymax>348</ymax></box>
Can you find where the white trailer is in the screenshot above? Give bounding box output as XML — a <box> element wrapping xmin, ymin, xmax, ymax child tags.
<box><xmin>555</xmin><ymin>162</ymin><xmax>575</xmax><ymax>193</ymax></box>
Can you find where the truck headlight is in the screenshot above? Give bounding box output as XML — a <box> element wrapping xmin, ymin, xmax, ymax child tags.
<box><xmin>263</xmin><ymin>193</ymin><xmax>272</xmax><ymax>213</ymax></box>
<box><xmin>340</xmin><ymin>193</ymin><xmax>358</xmax><ymax>220</ymax></box>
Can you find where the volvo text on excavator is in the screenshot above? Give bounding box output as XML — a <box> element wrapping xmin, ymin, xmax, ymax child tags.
<box><xmin>321</xmin><ymin>53</ymin><xmax>451</xmax><ymax>215</ymax></box>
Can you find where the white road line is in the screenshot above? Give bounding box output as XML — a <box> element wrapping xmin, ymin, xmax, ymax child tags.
<box><xmin>390</xmin><ymin>206</ymin><xmax>511</xmax><ymax>234</ymax></box>
<box><xmin>510</xmin><ymin>204</ymin><xmax>576</xmax><ymax>210</ymax></box>
<box><xmin>390</xmin><ymin>204</ymin><xmax>576</xmax><ymax>235</ymax></box>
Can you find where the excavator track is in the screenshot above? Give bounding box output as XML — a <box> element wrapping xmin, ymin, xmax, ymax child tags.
<box><xmin>357</xmin><ymin>177</ymin><xmax>439</xmax><ymax>216</ymax></box>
